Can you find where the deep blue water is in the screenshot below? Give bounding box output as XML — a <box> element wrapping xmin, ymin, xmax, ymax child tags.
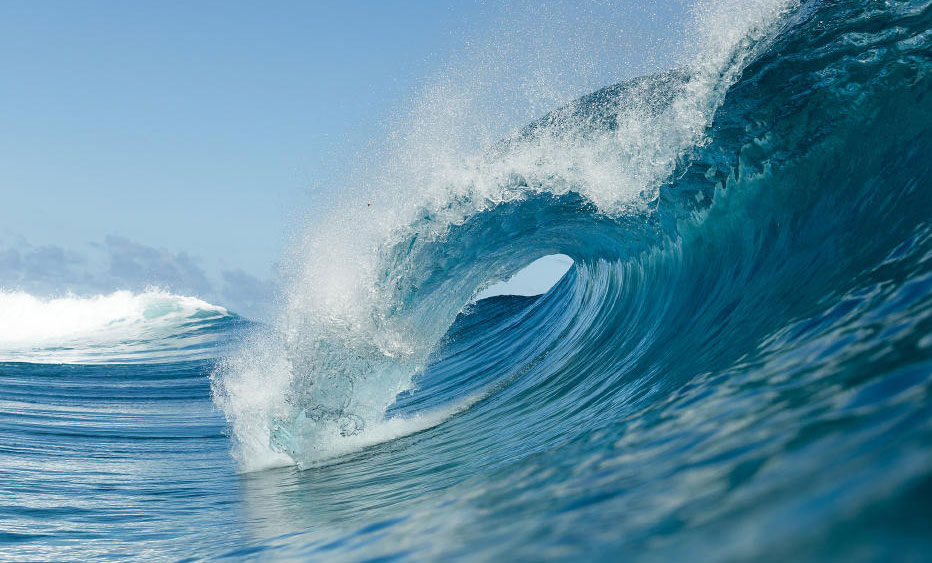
<box><xmin>3</xmin><ymin>0</ymin><xmax>932</xmax><ymax>560</ymax></box>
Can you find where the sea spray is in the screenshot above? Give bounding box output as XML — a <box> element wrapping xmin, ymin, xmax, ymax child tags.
<box><xmin>0</xmin><ymin>289</ymin><xmax>234</xmax><ymax>363</ymax></box>
<box><xmin>213</xmin><ymin>0</ymin><xmax>796</xmax><ymax>470</ymax></box>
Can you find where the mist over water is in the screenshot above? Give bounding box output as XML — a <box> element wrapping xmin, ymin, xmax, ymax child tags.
<box><xmin>213</xmin><ymin>0</ymin><xmax>798</xmax><ymax>470</ymax></box>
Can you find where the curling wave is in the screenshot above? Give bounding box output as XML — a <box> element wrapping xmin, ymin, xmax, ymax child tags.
<box><xmin>213</xmin><ymin>0</ymin><xmax>932</xmax><ymax>487</ymax></box>
<box><xmin>2</xmin><ymin>0</ymin><xmax>931</xmax><ymax>559</ymax></box>
<box><xmin>214</xmin><ymin>0</ymin><xmax>809</xmax><ymax>470</ymax></box>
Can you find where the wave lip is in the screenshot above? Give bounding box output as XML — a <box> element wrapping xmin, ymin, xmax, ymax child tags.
<box><xmin>213</xmin><ymin>0</ymin><xmax>802</xmax><ymax>473</ymax></box>
<box><xmin>0</xmin><ymin>289</ymin><xmax>238</xmax><ymax>364</ymax></box>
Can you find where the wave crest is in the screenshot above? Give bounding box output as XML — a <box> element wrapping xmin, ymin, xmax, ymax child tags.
<box><xmin>212</xmin><ymin>0</ymin><xmax>799</xmax><ymax>471</ymax></box>
<box><xmin>0</xmin><ymin>289</ymin><xmax>236</xmax><ymax>364</ymax></box>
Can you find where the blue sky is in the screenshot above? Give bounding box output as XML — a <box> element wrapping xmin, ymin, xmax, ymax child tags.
<box><xmin>0</xmin><ymin>1</ymin><xmax>686</xmax><ymax>317</ymax></box>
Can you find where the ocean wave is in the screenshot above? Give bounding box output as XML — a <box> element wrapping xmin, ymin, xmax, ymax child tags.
<box><xmin>2</xmin><ymin>0</ymin><xmax>931</xmax><ymax>558</ymax></box>
<box><xmin>212</xmin><ymin>0</ymin><xmax>807</xmax><ymax>470</ymax></box>
<box><xmin>0</xmin><ymin>289</ymin><xmax>238</xmax><ymax>364</ymax></box>
<box><xmin>212</xmin><ymin>0</ymin><xmax>931</xmax><ymax>482</ymax></box>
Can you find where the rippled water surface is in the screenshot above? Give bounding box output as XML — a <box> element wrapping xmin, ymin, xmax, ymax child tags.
<box><xmin>2</xmin><ymin>0</ymin><xmax>932</xmax><ymax>560</ymax></box>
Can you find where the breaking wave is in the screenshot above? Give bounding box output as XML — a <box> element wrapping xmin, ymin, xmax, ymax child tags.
<box><xmin>0</xmin><ymin>289</ymin><xmax>238</xmax><ymax>363</ymax></box>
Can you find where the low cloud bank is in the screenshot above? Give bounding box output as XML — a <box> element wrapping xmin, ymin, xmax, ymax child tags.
<box><xmin>0</xmin><ymin>234</ymin><xmax>274</xmax><ymax>320</ymax></box>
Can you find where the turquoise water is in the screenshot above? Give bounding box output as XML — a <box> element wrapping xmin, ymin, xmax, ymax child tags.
<box><xmin>2</xmin><ymin>0</ymin><xmax>932</xmax><ymax>560</ymax></box>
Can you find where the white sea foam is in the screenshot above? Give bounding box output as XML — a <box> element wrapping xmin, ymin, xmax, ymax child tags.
<box><xmin>292</xmin><ymin>391</ymin><xmax>486</xmax><ymax>468</ymax></box>
<box><xmin>0</xmin><ymin>289</ymin><xmax>230</xmax><ymax>363</ymax></box>
<box><xmin>213</xmin><ymin>0</ymin><xmax>797</xmax><ymax>471</ymax></box>
<box><xmin>231</xmin><ymin>388</ymin><xmax>485</xmax><ymax>473</ymax></box>
<box><xmin>281</xmin><ymin>0</ymin><xmax>796</xmax><ymax>337</ymax></box>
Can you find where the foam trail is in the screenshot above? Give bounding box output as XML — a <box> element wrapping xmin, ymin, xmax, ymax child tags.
<box><xmin>212</xmin><ymin>328</ymin><xmax>489</xmax><ymax>472</ymax></box>
<box><xmin>277</xmin><ymin>391</ymin><xmax>488</xmax><ymax>470</ymax></box>
<box><xmin>0</xmin><ymin>289</ymin><xmax>234</xmax><ymax>364</ymax></box>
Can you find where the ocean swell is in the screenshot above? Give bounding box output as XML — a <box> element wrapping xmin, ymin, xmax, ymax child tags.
<box><xmin>0</xmin><ymin>289</ymin><xmax>237</xmax><ymax>364</ymax></box>
<box><xmin>211</xmin><ymin>0</ymin><xmax>932</xmax><ymax>489</ymax></box>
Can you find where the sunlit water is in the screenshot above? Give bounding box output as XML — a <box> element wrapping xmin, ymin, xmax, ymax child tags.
<box><xmin>3</xmin><ymin>0</ymin><xmax>932</xmax><ymax>560</ymax></box>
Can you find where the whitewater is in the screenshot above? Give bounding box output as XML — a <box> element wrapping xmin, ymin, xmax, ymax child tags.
<box><xmin>2</xmin><ymin>0</ymin><xmax>932</xmax><ymax>560</ymax></box>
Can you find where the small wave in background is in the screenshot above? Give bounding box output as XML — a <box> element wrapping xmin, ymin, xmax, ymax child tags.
<box><xmin>0</xmin><ymin>289</ymin><xmax>238</xmax><ymax>363</ymax></box>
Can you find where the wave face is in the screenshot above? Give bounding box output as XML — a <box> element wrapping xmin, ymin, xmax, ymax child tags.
<box><xmin>208</xmin><ymin>0</ymin><xmax>932</xmax><ymax>556</ymax></box>
<box><xmin>0</xmin><ymin>290</ymin><xmax>239</xmax><ymax>363</ymax></box>
<box><xmin>2</xmin><ymin>0</ymin><xmax>931</xmax><ymax>560</ymax></box>
<box><xmin>210</xmin><ymin>0</ymin><xmax>932</xmax><ymax>556</ymax></box>
<box><xmin>214</xmin><ymin>0</ymin><xmax>802</xmax><ymax>470</ymax></box>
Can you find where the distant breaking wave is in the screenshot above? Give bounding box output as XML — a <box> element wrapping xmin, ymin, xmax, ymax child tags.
<box><xmin>0</xmin><ymin>289</ymin><xmax>239</xmax><ymax>364</ymax></box>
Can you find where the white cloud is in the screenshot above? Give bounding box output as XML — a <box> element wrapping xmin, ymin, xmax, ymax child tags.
<box><xmin>0</xmin><ymin>235</ymin><xmax>274</xmax><ymax>320</ymax></box>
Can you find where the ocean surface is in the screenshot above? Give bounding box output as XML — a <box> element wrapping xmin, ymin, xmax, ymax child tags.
<box><xmin>2</xmin><ymin>0</ymin><xmax>932</xmax><ymax>560</ymax></box>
